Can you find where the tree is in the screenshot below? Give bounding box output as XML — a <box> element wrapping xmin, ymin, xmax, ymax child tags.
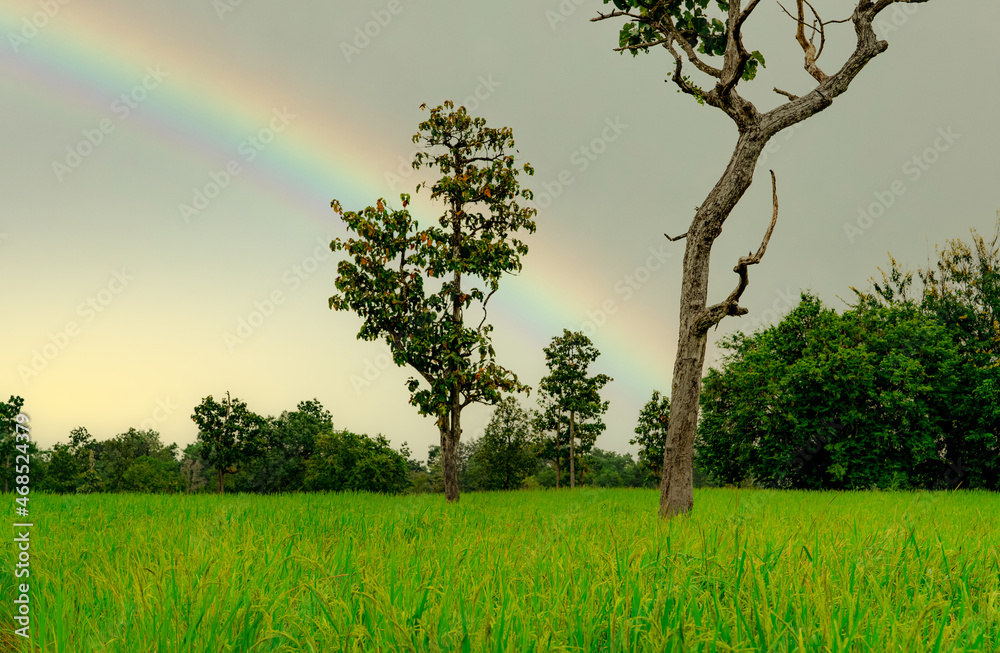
<box><xmin>594</xmin><ymin>0</ymin><xmax>935</xmax><ymax>516</ymax></box>
<box><xmin>235</xmin><ymin>399</ymin><xmax>333</xmax><ymax>493</ymax></box>
<box><xmin>0</xmin><ymin>396</ymin><xmax>26</xmax><ymax>493</ymax></box>
<box><xmin>537</xmin><ymin>330</ymin><xmax>612</xmax><ymax>489</ymax></box>
<box><xmin>329</xmin><ymin>101</ymin><xmax>536</xmax><ymax>502</ymax></box>
<box><xmin>696</xmin><ymin>293</ymin><xmax>965</xmax><ymax>489</ymax></box>
<box><xmin>120</xmin><ymin>456</ymin><xmax>181</xmax><ymax>493</ymax></box>
<box><xmin>851</xmin><ymin>216</ymin><xmax>1000</xmax><ymax>487</ymax></box>
<box><xmin>96</xmin><ymin>427</ymin><xmax>177</xmax><ymax>491</ymax></box>
<box><xmin>630</xmin><ymin>390</ymin><xmax>671</xmax><ymax>484</ymax></box>
<box><xmin>191</xmin><ymin>392</ymin><xmax>264</xmax><ymax>493</ymax></box>
<box><xmin>474</xmin><ymin>397</ymin><xmax>537</xmax><ymax>490</ymax></box>
<box><xmin>304</xmin><ymin>430</ymin><xmax>409</xmax><ymax>494</ymax></box>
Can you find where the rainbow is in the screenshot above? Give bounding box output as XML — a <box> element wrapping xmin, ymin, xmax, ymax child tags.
<box><xmin>0</xmin><ymin>4</ymin><xmax>672</xmax><ymax>408</ymax></box>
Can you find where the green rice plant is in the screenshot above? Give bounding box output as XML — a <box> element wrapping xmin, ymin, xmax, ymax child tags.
<box><xmin>2</xmin><ymin>488</ymin><xmax>998</xmax><ymax>652</ymax></box>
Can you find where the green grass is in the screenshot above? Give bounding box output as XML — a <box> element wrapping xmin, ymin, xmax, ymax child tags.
<box><xmin>3</xmin><ymin>488</ymin><xmax>999</xmax><ymax>652</ymax></box>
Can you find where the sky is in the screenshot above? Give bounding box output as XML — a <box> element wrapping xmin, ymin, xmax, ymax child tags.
<box><xmin>2</xmin><ymin>0</ymin><xmax>998</xmax><ymax>462</ymax></box>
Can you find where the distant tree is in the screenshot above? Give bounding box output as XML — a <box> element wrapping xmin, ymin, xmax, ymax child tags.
<box><xmin>697</xmin><ymin>293</ymin><xmax>964</xmax><ymax>489</ymax></box>
<box><xmin>0</xmin><ymin>396</ymin><xmax>26</xmax><ymax>493</ymax></box>
<box><xmin>329</xmin><ymin>101</ymin><xmax>536</xmax><ymax>503</ymax></box>
<box><xmin>475</xmin><ymin>398</ymin><xmax>537</xmax><ymax>490</ymax></box>
<box><xmin>45</xmin><ymin>444</ymin><xmax>80</xmax><ymax>493</ymax></box>
<box><xmin>581</xmin><ymin>448</ymin><xmax>644</xmax><ymax>488</ymax></box>
<box><xmin>595</xmin><ymin>0</ymin><xmax>940</xmax><ymax>517</ymax></box>
<box><xmin>537</xmin><ymin>330</ymin><xmax>612</xmax><ymax>489</ymax></box>
<box><xmin>98</xmin><ymin>427</ymin><xmax>178</xmax><ymax>492</ymax></box>
<box><xmin>180</xmin><ymin>442</ymin><xmax>211</xmax><ymax>494</ymax></box>
<box><xmin>235</xmin><ymin>399</ymin><xmax>333</xmax><ymax>493</ymax></box>
<box><xmin>630</xmin><ymin>391</ymin><xmax>670</xmax><ymax>485</ymax></box>
<box><xmin>191</xmin><ymin>392</ymin><xmax>264</xmax><ymax>494</ymax></box>
<box><xmin>121</xmin><ymin>456</ymin><xmax>181</xmax><ymax>493</ymax></box>
<box><xmin>304</xmin><ymin>430</ymin><xmax>408</xmax><ymax>494</ymax></box>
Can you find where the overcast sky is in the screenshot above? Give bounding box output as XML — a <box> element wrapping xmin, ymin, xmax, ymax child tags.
<box><xmin>2</xmin><ymin>0</ymin><xmax>997</xmax><ymax>460</ymax></box>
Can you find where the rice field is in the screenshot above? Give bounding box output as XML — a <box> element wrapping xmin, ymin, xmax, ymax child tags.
<box><xmin>3</xmin><ymin>488</ymin><xmax>999</xmax><ymax>652</ymax></box>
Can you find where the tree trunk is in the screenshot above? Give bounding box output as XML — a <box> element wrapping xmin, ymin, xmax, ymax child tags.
<box><xmin>440</xmin><ymin>408</ymin><xmax>461</xmax><ymax>502</ymax></box>
<box><xmin>217</xmin><ymin>468</ymin><xmax>224</xmax><ymax>494</ymax></box>
<box><xmin>659</xmin><ymin>129</ymin><xmax>769</xmax><ymax>518</ymax></box>
<box><xmin>569</xmin><ymin>410</ymin><xmax>576</xmax><ymax>490</ymax></box>
<box><xmin>554</xmin><ymin>454</ymin><xmax>561</xmax><ymax>490</ymax></box>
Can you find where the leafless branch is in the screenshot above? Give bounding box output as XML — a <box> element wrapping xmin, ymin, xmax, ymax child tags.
<box><xmin>693</xmin><ymin>170</ymin><xmax>779</xmax><ymax>335</ymax></box>
<box><xmin>664</xmin><ymin>232</ymin><xmax>688</xmax><ymax>242</ymax></box>
<box><xmin>774</xmin><ymin>87</ymin><xmax>799</xmax><ymax>101</ymax></box>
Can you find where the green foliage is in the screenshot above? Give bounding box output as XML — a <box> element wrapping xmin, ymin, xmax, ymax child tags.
<box><xmin>697</xmin><ymin>293</ymin><xmax>972</xmax><ymax>489</ymax></box>
<box><xmin>474</xmin><ymin>397</ymin><xmax>538</xmax><ymax>491</ymax></box>
<box><xmin>304</xmin><ymin>430</ymin><xmax>408</xmax><ymax>494</ymax></box>
<box><xmin>630</xmin><ymin>390</ymin><xmax>670</xmax><ymax>484</ymax></box>
<box><xmin>45</xmin><ymin>444</ymin><xmax>81</xmax><ymax>494</ymax></box>
<box><xmin>120</xmin><ymin>456</ymin><xmax>181</xmax><ymax>493</ymax></box>
<box><xmin>329</xmin><ymin>101</ymin><xmax>536</xmax><ymax>423</ymax></box>
<box><xmin>579</xmin><ymin>448</ymin><xmax>645</xmax><ymax>488</ymax></box>
<box><xmin>191</xmin><ymin>394</ymin><xmax>264</xmax><ymax>493</ymax></box>
<box><xmin>233</xmin><ymin>399</ymin><xmax>333</xmax><ymax>493</ymax></box>
<box><xmin>850</xmin><ymin>218</ymin><xmax>1000</xmax><ymax>488</ymax></box>
<box><xmin>605</xmin><ymin>0</ymin><xmax>765</xmax><ymax>81</ymax></box>
<box><xmin>95</xmin><ymin>427</ymin><xmax>178</xmax><ymax>492</ymax></box>
<box><xmin>0</xmin><ymin>396</ymin><xmax>39</xmax><ymax>493</ymax></box>
<box><xmin>535</xmin><ymin>330</ymin><xmax>612</xmax><ymax>486</ymax></box>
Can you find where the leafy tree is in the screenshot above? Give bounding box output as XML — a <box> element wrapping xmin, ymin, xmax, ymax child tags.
<box><xmin>46</xmin><ymin>445</ymin><xmax>80</xmax><ymax>493</ymax></box>
<box><xmin>304</xmin><ymin>430</ymin><xmax>408</xmax><ymax>494</ymax></box>
<box><xmin>581</xmin><ymin>448</ymin><xmax>644</xmax><ymax>488</ymax></box>
<box><xmin>191</xmin><ymin>392</ymin><xmax>264</xmax><ymax>493</ymax></box>
<box><xmin>121</xmin><ymin>456</ymin><xmax>181</xmax><ymax>493</ymax></box>
<box><xmin>697</xmin><ymin>293</ymin><xmax>964</xmax><ymax>489</ymax></box>
<box><xmin>98</xmin><ymin>427</ymin><xmax>178</xmax><ymax>491</ymax></box>
<box><xmin>0</xmin><ymin>396</ymin><xmax>26</xmax><ymax>493</ymax></box>
<box><xmin>630</xmin><ymin>390</ymin><xmax>670</xmax><ymax>484</ymax></box>
<box><xmin>474</xmin><ymin>397</ymin><xmax>537</xmax><ymax>490</ymax></box>
<box><xmin>852</xmin><ymin>217</ymin><xmax>1000</xmax><ymax>487</ymax></box>
<box><xmin>537</xmin><ymin>330</ymin><xmax>612</xmax><ymax>489</ymax></box>
<box><xmin>235</xmin><ymin>399</ymin><xmax>333</xmax><ymax>493</ymax></box>
<box><xmin>595</xmin><ymin>0</ymin><xmax>937</xmax><ymax>517</ymax></box>
<box><xmin>329</xmin><ymin>101</ymin><xmax>536</xmax><ymax>503</ymax></box>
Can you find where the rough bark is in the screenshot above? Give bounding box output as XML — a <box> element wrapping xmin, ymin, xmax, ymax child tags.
<box><xmin>569</xmin><ymin>410</ymin><xmax>576</xmax><ymax>489</ymax></box>
<box><xmin>440</xmin><ymin>414</ymin><xmax>461</xmax><ymax>502</ymax></box>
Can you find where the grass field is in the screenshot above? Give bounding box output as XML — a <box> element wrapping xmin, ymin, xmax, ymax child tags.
<box><xmin>3</xmin><ymin>488</ymin><xmax>999</xmax><ymax>652</ymax></box>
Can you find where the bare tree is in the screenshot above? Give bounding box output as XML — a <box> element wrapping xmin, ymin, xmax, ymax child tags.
<box><xmin>593</xmin><ymin>0</ymin><xmax>933</xmax><ymax>517</ymax></box>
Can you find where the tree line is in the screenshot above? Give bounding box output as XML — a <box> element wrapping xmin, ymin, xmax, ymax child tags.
<box><xmin>0</xmin><ymin>327</ymin><xmax>686</xmax><ymax>494</ymax></box>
